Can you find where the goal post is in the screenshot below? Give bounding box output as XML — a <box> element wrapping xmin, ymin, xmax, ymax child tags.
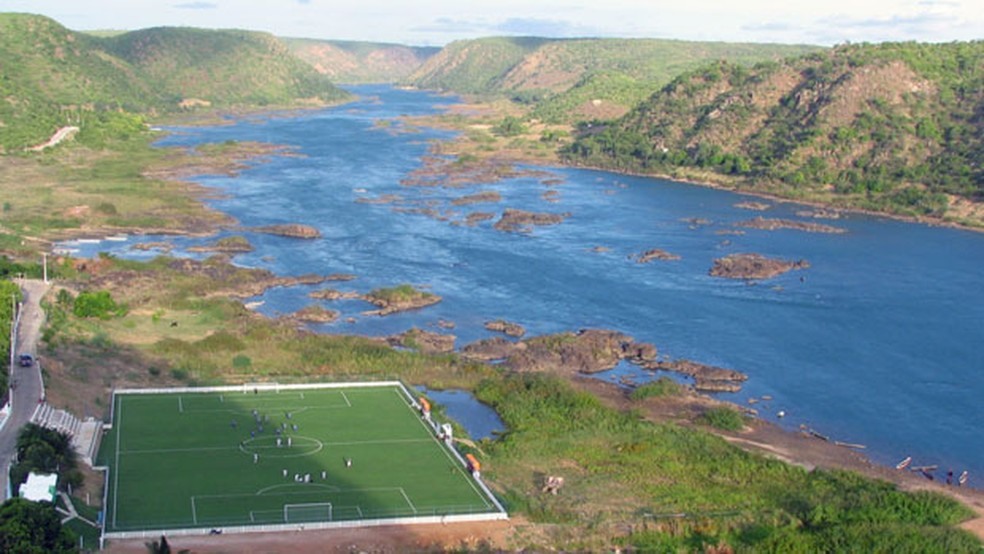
<box><xmin>283</xmin><ymin>502</ymin><xmax>332</xmax><ymax>523</ymax></box>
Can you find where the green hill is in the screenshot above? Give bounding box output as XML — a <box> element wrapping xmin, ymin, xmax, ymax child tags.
<box><xmin>105</xmin><ymin>27</ymin><xmax>348</xmax><ymax>105</ymax></box>
<box><xmin>406</xmin><ymin>36</ymin><xmax>553</xmax><ymax>94</ymax></box>
<box><xmin>406</xmin><ymin>37</ymin><xmax>821</xmax><ymax>122</ymax></box>
<box><xmin>0</xmin><ymin>13</ymin><xmax>349</xmax><ymax>152</ymax></box>
<box><xmin>284</xmin><ymin>38</ymin><xmax>439</xmax><ymax>83</ymax></box>
<box><xmin>564</xmin><ymin>41</ymin><xmax>984</xmax><ymax>222</ymax></box>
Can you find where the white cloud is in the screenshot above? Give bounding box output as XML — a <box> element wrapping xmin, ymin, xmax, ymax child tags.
<box><xmin>4</xmin><ymin>0</ymin><xmax>984</xmax><ymax>45</ymax></box>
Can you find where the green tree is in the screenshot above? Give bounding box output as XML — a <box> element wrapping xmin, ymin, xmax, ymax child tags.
<box><xmin>10</xmin><ymin>424</ymin><xmax>81</xmax><ymax>493</ymax></box>
<box><xmin>72</xmin><ymin>290</ymin><xmax>126</xmax><ymax>319</ymax></box>
<box><xmin>0</xmin><ymin>498</ymin><xmax>76</xmax><ymax>554</ymax></box>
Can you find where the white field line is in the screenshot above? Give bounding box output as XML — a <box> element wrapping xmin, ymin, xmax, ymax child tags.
<box><xmin>178</xmin><ymin>396</ymin><xmax>184</xmax><ymax>413</ymax></box>
<box><xmin>120</xmin><ymin>438</ymin><xmax>431</xmax><ymax>456</ymax></box>
<box><xmin>191</xmin><ymin>496</ymin><xmax>198</xmax><ymax>525</ymax></box>
<box><xmin>112</xmin><ymin>396</ymin><xmax>122</xmax><ymax>528</ymax></box>
<box><xmin>395</xmin><ymin>389</ymin><xmax>490</xmax><ymax>508</ymax></box>
<box><xmin>340</xmin><ymin>391</ymin><xmax>351</xmax><ymax>407</ymax></box>
<box><xmin>178</xmin><ymin>403</ymin><xmax>346</xmax><ymax>414</ymax></box>
<box><xmin>399</xmin><ymin>487</ymin><xmax>417</xmax><ymax>514</ymax></box>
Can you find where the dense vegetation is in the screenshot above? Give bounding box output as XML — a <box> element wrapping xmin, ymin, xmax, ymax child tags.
<box><xmin>476</xmin><ymin>373</ymin><xmax>978</xmax><ymax>551</ymax></box>
<box><xmin>0</xmin><ymin>13</ymin><xmax>349</xmax><ymax>152</ymax></box>
<box><xmin>565</xmin><ymin>41</ymin><xmax>984</xmax><ymax>222</ymax></box>
<box><xmin>9</xmin><ymin>423</ymin><xmax>83</xmax><ymax>494</ymax></box>
<box><xmin>0</xmin><ymin>279</ymin><xmax>22</xmax><ymax>400</ymax></box>
<box><xmin>0</xmin><ymin>498</ymin><xmax>76</xmax><ymax>554</ymax></box>
<box><xmin>407</xmin><ymin>37</ymin><xmax>820</xmax><ymax>122</ymax></box>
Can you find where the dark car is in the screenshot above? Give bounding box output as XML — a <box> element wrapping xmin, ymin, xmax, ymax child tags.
<box><xmin>18</xmin><ymin>354</ymin><xmax>33</xmax><ymax>367</ymax></box>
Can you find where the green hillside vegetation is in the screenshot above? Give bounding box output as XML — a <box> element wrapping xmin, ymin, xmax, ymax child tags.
<box><xmin>407</xmin><ymin>37</ymin><xmax>821</xmax><ymax>122</ymax></box>
<box><xmin>0</xmin><ymin>13</ymin><xmax>349</xmax><ymax>152</ymax></box>
<box><xmin>407</xmin><ymin>36</ymin><xmax>553</xmax><ymax>94</ymax></box>
<box><xmin>284</xmin><ymin>38</ymin><xmax>439</xmax><ymax>83</ymax></box>
<box><xmin>104</xmin><ymin>27</ymin><xmax>347</xmax><ymax>105</ymax></box>
<box><xmin>564</xmin><ymin>41</ymin><xmax>984</xmax><ymax>223</ymax></box>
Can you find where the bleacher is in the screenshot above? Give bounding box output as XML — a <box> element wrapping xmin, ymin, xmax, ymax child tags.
<box><xmin>31</xmin><ymin>403</ymin><xmax>102</xmax><ymax>466</ymax></box>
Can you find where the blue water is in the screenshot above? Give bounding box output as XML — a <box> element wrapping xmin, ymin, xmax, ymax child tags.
<box><xmin>63</xmin><ymin>85</ymin><xmax>984</xmax><ymax>485</ymax></box>
<box><xmin>417</xmin><ymin>387</ymin><xmax>505</xmax><ymax>441</ymax></box>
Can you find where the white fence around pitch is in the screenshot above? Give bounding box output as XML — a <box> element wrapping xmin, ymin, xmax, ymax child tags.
<box><xmin>101</xmin><ymin>510</ymin><xmax>508</xmax><ymax>541</ymax></box>
<box><xmin>102</xmin><ymin>380</ymin><xmax>508</xmax><ymax>545</ymax></box>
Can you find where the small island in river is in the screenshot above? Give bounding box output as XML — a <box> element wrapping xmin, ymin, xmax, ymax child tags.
<box><xmin>736</xmin><ymin>216</ymin><xmax>846</xmax><ymax>234</ymax></box>
<box><xmin>493</xmin><ymin>209</ymin><xmax>569</xmax><ymax>232</ymax></box>
<box><xmin>250</xmin><ymin>223</ymin><xmax>322</xmax><ymax>239</ymax></box>
<box><xmin>710</xmin><ymin>253</ymin><xmax>809</xmax><ymax>280</ymax></box>
<box><xmin>362</xmin><ymin>284</ymin><xmax>442</xmax><ymax>315</ymax></box>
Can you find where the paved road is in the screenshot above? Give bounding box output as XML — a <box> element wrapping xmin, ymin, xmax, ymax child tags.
<box><xmin>0</xmin><ymin>279</ymin><xmax>49</xmax><ymax>501</ymax></box>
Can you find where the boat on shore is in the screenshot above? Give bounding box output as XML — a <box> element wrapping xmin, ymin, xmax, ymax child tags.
<box><xmin>895</xmin><ymin>456</ymin><xmax>912</xmax><ymax>470</ymax></box>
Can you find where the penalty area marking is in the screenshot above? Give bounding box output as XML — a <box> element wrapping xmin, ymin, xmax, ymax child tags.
<box><xmin>178</xmin><ymin>396</ymin><xmax>184</xmax><ymax>413</ymax></box>
<box><xmin>340</xmin><ymin>391</ymin><xmax>351</xmax><ymax>407</ymax></box>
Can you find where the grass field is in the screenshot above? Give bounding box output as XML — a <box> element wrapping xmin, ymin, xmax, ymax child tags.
<box><xmin>100</xmin><ymin>383</ymin><xmax>502</xmax><ymax>534</ymax></box>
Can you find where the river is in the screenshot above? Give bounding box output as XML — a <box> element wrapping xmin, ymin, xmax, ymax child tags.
<box><xmin>61</xmin><ymin>85</ymin><xmax>984</xmax><ymax>485</ymax></box>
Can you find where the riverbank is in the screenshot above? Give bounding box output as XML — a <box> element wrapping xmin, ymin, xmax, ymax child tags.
<box><xmin>24</xmin><ymin>88</ymin><xmax>984</xmax><ymax>549</ymax></box>
<box><xmin>405</xmin><ymin>99</ymin><xmax>984</xmax><ymax>234</ymax></box>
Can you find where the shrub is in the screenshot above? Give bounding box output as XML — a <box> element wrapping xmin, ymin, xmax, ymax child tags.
<box><xmin>630</xmin><ymin>377</ymin><xmax>683</xmax><ymax>400</ymax></box>
<box><xmin>698</xmin><ymin>406</ymin><xmax>745</xmax><ymax>431</ymax></box>
<box><xmin>73</xmin><ymin>290</ymin><xmax>126</xmax><ymax>319</ymax></box>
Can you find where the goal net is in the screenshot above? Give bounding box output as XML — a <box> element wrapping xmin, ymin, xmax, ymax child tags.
<box><xmin>283</xmin><ymin>502</ymin><xmax>332</xmax><ymax>523</ymax></box>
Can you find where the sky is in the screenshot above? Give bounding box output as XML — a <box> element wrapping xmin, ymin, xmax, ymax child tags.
<box><xmin>4</xmin><ymin>0</ymin><xmax>982</xmax><ymax>46</ymax></box>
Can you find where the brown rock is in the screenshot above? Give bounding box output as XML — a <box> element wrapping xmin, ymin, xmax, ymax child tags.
<box><xmin>452</xmin><ymin>191</ymin><xmax>502</xmax><ymax>206</ymax></box>
<box><xmin>461</xmin><ymin>337</ymin><xmax>524</xmax><ymax>361</ymax></box>
<box><xmin>484</xmin><ymin>319</ymin><xmax>526</xmax><ymax>338</ymax></box>
<box><xmin>388</xmin><ymin>327</ymin><xmax>455</xmax><ymax>354</ymax></box>
<box><xmin>493</xmin><ymin>209</ymin><xmax>569</xmax><ymax>233</ymax></box>
<box><xmin>362</xmin><ymin>284</ymin><xmax>441</xmax><ymax>316</ymax></box>
<box><xmin>309</xmin><ymin>288</ymin><xmax>361</xmax><ymax>301</ymax></box>
<box><xmin>736</xmin><ymin>216</ymin><xmax>846</xmax><ymax>234</ymax></box>
<box><xmin>645</xmin><ymin>359</ymin><xmax>748</xmax><ymax>393</ymax></box>
<box><xmin>710</xmin><ymin>253</ymin><xmax>809</xmax><ymax>280</ymax></box>
<box><xmin>465</xmin><ymin>212</ymin><xmax>496</xmax><ymax>226</ymax></box>
<box><xmin>289</xmin><ymin>305</ymin><xmax>340</xmax><ymax>323</ymax></box>
<box><xmin>502</xmin><ymin>329</ymin><xmax>657</xmax><ymax>374</ymax></box>
<box><xmin>251</xmin><ymin>224</ymin><xmax>321</xmax><ymax>239</ymax></box>
<box><xmin>634</xmin><ymin>248</ymin><xmax>681</xmax><ymax>263</ymax></box>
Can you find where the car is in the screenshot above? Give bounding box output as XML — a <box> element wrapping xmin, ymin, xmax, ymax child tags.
<box><xmin>18</xmin><ymin>354</ymin><xmax>33</xmax><ymax>367</ymax></box>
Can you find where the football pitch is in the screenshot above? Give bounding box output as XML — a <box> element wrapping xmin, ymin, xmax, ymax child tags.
<box><xmin>100</xmin><ymin>383</ymin><xmax>504</xmax><ymax>535</ymax></box>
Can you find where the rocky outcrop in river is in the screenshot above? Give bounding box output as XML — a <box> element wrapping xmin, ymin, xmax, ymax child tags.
<box><xmin>710</xmin><ymin>253</ymin><xmax>809</xmax><ymax>280</ymax></box>
<box><xmin>387</xmin><ymin>327</ymin><xmax>456</xmax><ymax>354</ymax></box>
<box><xmin>251</xmin><ymin>224</ymin><xmax>322</xmax><ymax>239</ymax></box>
<box><xmin>634</xmin><ymin>248</ymin><xmax>681</xmax><ymax>263</ymax></box>
<box><xmin>362</xmin><ymin>284</ymin><xmax>441</xmax><ymax>315</ymax></box>
<box><xmin>642</xmin><ymin>359</ymin><xmax>748</xmax><ymax>392</ymax></box>
<box><xmin>463</xmin><ymin>329</ymin><xmax>657</xmax><ymax>373</ymax></box>
<box><xmin>452</xmin><ymin>191</ymin><xmax>502</xmax><ymax>206</ymax></box>
<box><xmin>736</xmin><ymin>217</ymin><xmax>846</xmax><ymax>234</ymax></box>
<box><xmin>187</xmin><ymin>235</ymin><xmax>254</xmax><ymax>253</ymax></box>
<box><xmin>493</xmin><ymin>209</ymin><xmax>569</xmax><ymax>232</ymax></box>
<box><xmin>484</xmin><ymin>319</ymin><xmax>526</xmax><ymax>337</ymax></box>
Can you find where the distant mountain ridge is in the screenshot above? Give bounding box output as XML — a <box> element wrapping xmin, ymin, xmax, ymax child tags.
<box><xmin>405</xmin><ymin>37</ymin><xmax>822</xmax><ymax>122</ymax></box>
<box><xmin>564</xmin><ymin>42</ymin><xmax>984</xmax><ymax>222</ymax></box>
<box><xmin>0</xmin><ymin>13</ymin><xmax>349</xmax><ymax>152</ymax></box>
<box><xmin>284</xmin><ymin>38</ymin><xmax>439</xmax><ymax>83</ymax></box>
